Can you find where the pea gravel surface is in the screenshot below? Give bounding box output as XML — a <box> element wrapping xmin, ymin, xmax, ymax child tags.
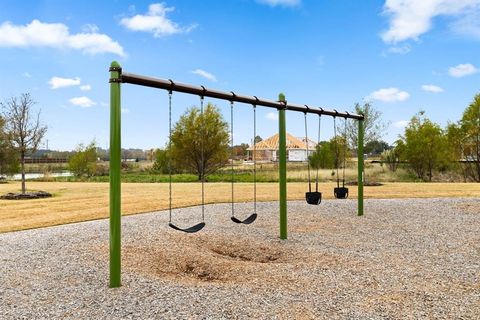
<box><xmin>1</xmin><ymin>198</ymin><xmax>479</xmax><ymax>319</ymax></box>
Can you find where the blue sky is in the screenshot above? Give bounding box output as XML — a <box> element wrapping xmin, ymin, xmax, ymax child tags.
<box><xmin>0</xmin><ymin>0</ymin><xmax>479</xmax><ymax>150</ymax></box>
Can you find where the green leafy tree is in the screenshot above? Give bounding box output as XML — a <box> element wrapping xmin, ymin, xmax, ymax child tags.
<box><xmin>459</xmin><ymin>94</ymin><xmax>480</xmax><ymax>181</ymax></box>
<box><xmin>365</xmin><ymin>140</ymin><xmax>390</xmax><ymax>155</ymax></box>
<box><xmin>343</xmin><ymin>102</ymin><xmax>389</xmax><ymax>152</ymax></box>
<box><xmin>69</xmin><ymin>141</ymin><xmax>98</xmax><ymax>177</ymax></box>
<box><xmin>309</xmin><ymin>141</ymin><xmax>333</xmax><ymax>169</ymax></box>
<box><xmin>1</xmin><ymin>93</ymin><xmax>47</xmax><ymax>193</ymax></box>
<box><xmin>380</xmin><ymin>143</ymin><xmax>402</xmax><ymax>172</ymax></box>
<box><xmin>170</xmin><ymin>103</ymin><xmax>229</xmax><ymax>180</ymax></box>
<box><xmin>121</xmin><ymin>148</ymin><xmax>147</xmax><ymax>161</ymax></box>
<box><xmin>152</xmin><ymin>148</ymin><xmax>174</xmax><ymax>174</ymax></box>
<box><xmin>0</xmin><ymin>116</ymin><xmax>19</xmax><ymax>176</ymax></box>
<box><xmin>332</xmin><ymin>136</ymin><xmax>348</xmax><ymax>170</ymax></box>
<box><xmin>309</xmin><ymin>138</ymin><xmax>346</xmax><ymax>170</ymax></box>
<box><xmin>400</xmin><ymin>112</ymin><xmax>448</xmax><ymax>181</ymax></box>
<box><xmin>446</xmin><ymin>122</ymin><xmax>468</xmax><ymax>181</ymax></box>
<box><xmin>232</xmin><ymin>143</ymin><xmax>250</xmax><ymax>158</ymax></box>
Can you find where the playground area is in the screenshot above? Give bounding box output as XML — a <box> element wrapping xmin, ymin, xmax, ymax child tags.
<box><xmin>1</xmin><ymin>198</ymin><xmax>478</xmax><ymax>319</ymax></box>
<box><xmin>1</xmin><ymin>63</ymin><xmax>479</xmax><ymax>319</ymax></box>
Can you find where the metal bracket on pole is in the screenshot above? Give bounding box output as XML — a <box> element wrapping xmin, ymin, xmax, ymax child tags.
<box><xmin>109</xmin><ymin>66</ymin><xmax>122</xmax><ymax>72</ymax></box>
<box><xmin>109</xmin><ymin>78</ymin><xmax>122</xmax><ymax>83</ymax></box>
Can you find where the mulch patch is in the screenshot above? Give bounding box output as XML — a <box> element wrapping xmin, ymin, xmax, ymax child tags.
<box><xmin>0</xmin><ymin>191</ymin><xmax>52</xmax><ymax>200</ymax></box>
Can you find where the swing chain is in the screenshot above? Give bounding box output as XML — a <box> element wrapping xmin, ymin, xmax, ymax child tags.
<box><xmin>200</xmin><ymin>96</ymin><xmax>205</xmax><ymax>221</ymax></box>
<box><xmin>253</xmin><ymin>104</ymin><xmax>257</xmax><ymax>213</ymax></box>
<box><xmin>168</xmin><ymin>91</ymin><xmax>173</xmax><ymax>223</ymax></box>
<box><xmin>333</xmin><ymin>116</ymin><xmax>340</xmax><ymax>188</ymax></box>
<box><xmin>343</xmin><ymin>117</ymin><xmax>347</xmax><ymax>187</ymax></box>
<box><xmin>315</xmin><ymin>115</ymin><xmax>321</xmax><ymax>192</ymax></box>
<box><xmin>304</xmin><ymin>112</ymin><xmax>312</xmax><ymax>193</ymax></box>
<box><xmin>230</xmin><ymin>101</ymin><xmax>235</xmax><ymax>218</ymax></box>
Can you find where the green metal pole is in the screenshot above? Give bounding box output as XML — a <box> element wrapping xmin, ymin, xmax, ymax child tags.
<box><xmin>278</xmin><ymin>93</ymin><xmax>287</xmax><ymax>239</ymax></box>
<box><xmin>109</xmin><ymin>61</ymin><xmax>122</xmax><ymax>287</ymax></box>
<box><xmin>357</xmin><ymin>119</ymin><xmax>364</xmax><ymax>216</ymax></box>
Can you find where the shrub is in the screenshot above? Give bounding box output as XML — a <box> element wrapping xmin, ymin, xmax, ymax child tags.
<box><xmin>68</xmin><ymin>142</ymin><xmax>98</xmax><ymax>177</ymax></box>
<box><xmin>381</xmin><ymin>148</ymin><xmax>401</xmax><ymax>172</ymax></box>
<box><xmin>152</xmin><ymin>149</ymin><xmax>172</xmax><ymax>174</ymax></box>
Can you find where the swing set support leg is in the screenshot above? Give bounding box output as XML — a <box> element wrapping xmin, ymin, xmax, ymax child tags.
<box><xmin>110</xmin><ymin>61</ymin><xmax>122</xmax><ymax>288</ymax></box>
<box><xmin>357</xmin><ymin>119</ymin><xmax>364</xmax><ymax>216</ymax></box>
<box><xmin>278</xmin><ymin>93</ymin><xmax>287</xmax><ymax>240</ymax></box>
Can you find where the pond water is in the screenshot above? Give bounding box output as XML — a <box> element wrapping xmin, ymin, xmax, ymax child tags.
<box><xmin>3</xmin><ymin>171</ymin><xmax>74</xmax><ymax>180</ymax></box>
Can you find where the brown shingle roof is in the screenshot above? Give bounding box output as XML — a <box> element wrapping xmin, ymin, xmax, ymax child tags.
<box><xmin>249</xmin><ymin>133</ymin><xmax>315</xmax><ymax>150</ymax></box>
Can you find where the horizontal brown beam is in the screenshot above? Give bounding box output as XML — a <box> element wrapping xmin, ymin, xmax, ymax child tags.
<box><xmin>120</xmin><ymin>72</ymin><xmax>364</xmax><ymax>120</ymax></box>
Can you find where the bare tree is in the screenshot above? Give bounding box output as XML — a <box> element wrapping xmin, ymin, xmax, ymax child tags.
<box><xmin>1</xmin><ymin>93</ymin><xmax>47</xmax><ymax>193</ymax></box>
<box><xmin>343</xmin><ymin>102</ymin><xmax>389</xmax><ymax>153</ymax></box>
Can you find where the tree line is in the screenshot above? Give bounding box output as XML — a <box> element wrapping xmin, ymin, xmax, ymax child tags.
<box><xmin>2</xmin><ymin>92</ymin><xmax>479</xmax><ymax>184</ymax></box>
<box><xmin>135</xmin><ymin>94</ymin><xmax>480</xmax><ymax>183</ymax></box>
<box><xmin>384</xmin><ymin>94</ymin><xmax>480</xmax><ymax>182</ymax></box>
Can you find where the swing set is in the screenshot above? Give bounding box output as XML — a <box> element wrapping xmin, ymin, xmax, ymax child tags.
<box><xmin>108</xmin><ymin>61</ymin><xmax>365</xmax><ymax>287</ymax></box>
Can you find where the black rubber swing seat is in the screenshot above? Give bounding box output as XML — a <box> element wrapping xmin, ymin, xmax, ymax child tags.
<box><xmin>334</xmin><ymin>187</ymin><xmax>349</xmax><ymax>199</ymax></box>
<box><xmin>168</xmin><ymin>222</ymin><xmax>206</xmax><ymax>233</ymax></box>
<box><xmin>306</xmin><ymin>191</ymin><xmax>322</xmax><ymax>205</ymax></box>
<box><xmin>231</xmin><ymin>213</ymin><xmax>257</xmax><ymax>224</ymax></box>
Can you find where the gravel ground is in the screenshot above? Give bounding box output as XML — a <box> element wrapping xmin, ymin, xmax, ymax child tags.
<box><xmin>0</xmin><ymin>198</ymin><xmax>479</xmax><ymax>319</ymax></box>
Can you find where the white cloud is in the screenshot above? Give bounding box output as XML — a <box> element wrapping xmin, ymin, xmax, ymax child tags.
<box><xmin>49</xmin><ymin>78</ymin><xmax>93</xmax><ymax>91</ymax></box>
<box><xmin>366</xmin><ymin>87</ymin><xmax>410</xmax><ymax>102</ymax></box>
<box><xmin>448</xmin><ymin>63</ymin><xmax>479</xmax><ymax>77</ymax></box>
<box><xmin>381</xmin><ymin>0</ymin><xmax>480</xmax><ymax>44</ymax></box>
<box><xmin>257</xmin><ymin>0</ymin><xmax>301</xmax><ymax>7</ymax></box>
<box><xmin>69</xmin><ymin>96</ymin><xmax>96</xmax><ymax>108</ymax></box>
<box><xmin>48</xmin><ymin>76</ymin><xmax>81</xmax><ymax>89</ymax></box>
<box><xmin>22</xmin><ymin>72</ymin><xmax>32</xmax><ymax>78</ymax></box>
<box><xmin>451</xmin><ymin>9</ymin><xmax>480</xmax><ymax>38</ymax></box>
<box><xmin>121</xmin><ymin>108</ymin><xmax>130</xmax><ymax>114</ymax></box>
<box><xmin>80</xmin><ymin>84</ymin><xmax>92</xmax><ymax>91</ymax></box>
<box><xmin>0</xmin><ymin>19</ymin><xmax>125</xmax><ymax>56</ymax></box>
<box><xmin>266</xmin><ymin>111</ymin><xmax>278</xmax><ymax>121</ymax></box>
<box><xmin>81</xmin><ymin>24</ymin><xmax>99</xmax><ymax>33</ymax></box>
<box><xmin>386</xmin><ymin>44</ymin><xmax>411</xmax><ymax>55</ymax></box>
<box><xmin>421</xmin><ymin>84</ymin><xmax>444</xmax><ymax>93</ymax></box>
<box><xmin>191</xmin><ymin>69</ymin><xmax>217</xmax><ymax>82</ymax></box>
<box><xmin>393</xmin><ymin>120</ymin><xmax>409</xmax><ymax>128</ymax></box>
<box><xmin>120</xmin><ymin>3</ymin><xmax>196</xmax><ymax>37</ymax></box>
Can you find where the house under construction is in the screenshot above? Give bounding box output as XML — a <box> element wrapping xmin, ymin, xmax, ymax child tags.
<box><xmin>248</xmin><ymin>133</ymin><xmax>316</xmax><ymax>162</ymax></box>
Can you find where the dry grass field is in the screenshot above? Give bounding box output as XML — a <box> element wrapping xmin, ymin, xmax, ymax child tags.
<box><xmin>1</xmin><ymin>181</ymin><xmax>479</xmax><ymax>233</ymax></box>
